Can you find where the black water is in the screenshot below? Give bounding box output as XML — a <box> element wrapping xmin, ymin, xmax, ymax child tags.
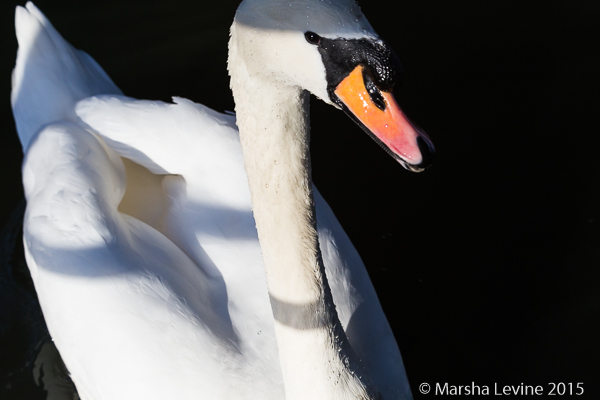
<box><xmin>1</xmin><ymin>1</ymin><xmax>599</xmax><ymax>399</ymax></box>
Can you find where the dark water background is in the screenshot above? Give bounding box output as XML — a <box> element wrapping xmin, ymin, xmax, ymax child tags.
<box><xmin>1</xmin><ymin>0</ymin><xmax>599</xmax><ymax>399</ymax></box>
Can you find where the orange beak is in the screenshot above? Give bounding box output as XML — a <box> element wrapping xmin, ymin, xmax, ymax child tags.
<box><xmin>334</xmin><ymin>65</ymin><xmax>434</xmax><ymax>171</ymax></box>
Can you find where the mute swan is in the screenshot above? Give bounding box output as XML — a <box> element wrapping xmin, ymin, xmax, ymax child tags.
<box><xmin>12</xmin><ymin>1</ymin><xmax>434</xmax><ymax>399</ymax></box>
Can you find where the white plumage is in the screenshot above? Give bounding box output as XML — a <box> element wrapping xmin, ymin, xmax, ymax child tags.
<box><xmin>12</xmin><ymin>1</ymin><xmax>412</xmax><ymax>399</ymax></box>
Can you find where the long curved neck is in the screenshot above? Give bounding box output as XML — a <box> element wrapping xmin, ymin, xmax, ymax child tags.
<box><xmin>229</xmin><ymin>30</ymin><xmax>381</xmax><ymax>400</ymax></box>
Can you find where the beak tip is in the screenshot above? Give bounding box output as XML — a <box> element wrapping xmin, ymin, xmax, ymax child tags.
<box><xmin>416</xmin><ymin>135</ymin><xmax>435</xmax><ymax>170</ymax></box>
<box><xmin>401</xmin><ymin>135</ymin><xmax>434</xmax><ymax>173</ymax></box>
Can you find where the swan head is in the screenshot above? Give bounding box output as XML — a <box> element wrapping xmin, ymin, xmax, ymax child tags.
<box><xmin>230</xmin><ymin>0</ymin><xmax>434</xmax><ymax>172</ymax></box>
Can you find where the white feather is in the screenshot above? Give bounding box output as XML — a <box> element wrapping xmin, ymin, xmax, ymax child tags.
<box><xmin>13</xmin><ymin>1</ymin><xmax>411</xmax><ymax>399</ymax></box>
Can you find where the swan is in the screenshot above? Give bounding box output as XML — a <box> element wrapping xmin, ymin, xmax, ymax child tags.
<box><xmin>11</xmin><ymin>1</ymin><xmax>434</xmax><ymax>399</ymax></box>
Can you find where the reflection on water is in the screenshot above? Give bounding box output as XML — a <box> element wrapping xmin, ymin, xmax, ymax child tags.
<box><xmin>32</xmin><ymin>342</ymin><xmax>79</xmax><ymax>400</ymax></box>
<box><xmin>0</xmin><ymin>201</ymin><xmax>77</xmax><ymax>399</ymax></box>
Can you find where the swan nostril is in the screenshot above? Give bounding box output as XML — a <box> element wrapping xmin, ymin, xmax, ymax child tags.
<box><xmin>416</xmin><ymin>136</ymin><xmax>434</xmax><ymax>169</ymax></box>
<box><xmin>363</xmin><ymin>71</ymin><xmax>386</xmax><ymax>111</ymax></box>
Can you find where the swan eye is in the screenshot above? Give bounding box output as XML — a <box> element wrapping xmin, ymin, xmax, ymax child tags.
<box><xmin>304</xmin><ymin>31</ymin><xmax>321</xmax><ymax>45</ymax></box>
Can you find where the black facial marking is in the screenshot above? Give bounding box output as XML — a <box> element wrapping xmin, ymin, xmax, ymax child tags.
<box><xmin>304</xmin><ymin>31</ymin><xmax>321</xmax><ymax>45</ymax></box>
<box><xmin>310</xmin><ymin>34</ymin><xmax>433</xmax><ymax>172</ymax></box>
<box><xmin>314</xmin><ymin>36</ymin><xmax>402</xmax><ymax>105</ymax></box>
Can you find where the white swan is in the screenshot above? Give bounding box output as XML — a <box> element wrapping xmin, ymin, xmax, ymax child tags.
<box><xmin>12</xmin><ymin>1</ymin><xmax>433</xmax><ymax>399</ymax></box>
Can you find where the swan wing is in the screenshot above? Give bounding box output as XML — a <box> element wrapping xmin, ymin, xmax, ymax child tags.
<box><xmin>23</xmin><ymin>121</ymin><xmax>286</xmax><ymax>399</ymax></box>
<box><xmin>12</xmin><ymin>2</ymin><xmax>121</xmax><ymax>151</ymax></box>
<box><xmin>315</xmin><ymin>191</ymin><xmax>411</xmax><ymax>398</ymax></box>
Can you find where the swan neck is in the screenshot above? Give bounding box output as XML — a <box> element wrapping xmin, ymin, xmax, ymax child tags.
<box><xmin>229</xmin><ymin>28</ymin><xmax>381</xmax><ymax>399</ymax></box>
